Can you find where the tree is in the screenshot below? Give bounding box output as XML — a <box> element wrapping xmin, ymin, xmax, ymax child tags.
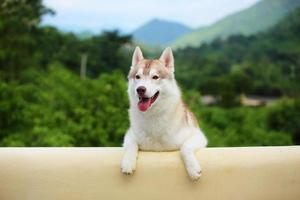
<box><xmin>0</xmin><ymin>0</ymin><xmax>53</xmax><ymax>79</ymax></box>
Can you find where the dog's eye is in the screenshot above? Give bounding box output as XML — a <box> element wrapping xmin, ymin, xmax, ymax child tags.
<box><xmin>135</xmin><ymin>75</ymin><xmax>140</xmax><ymax>79</ymax></box>
<box><xmin>152</xmin><ymin>75</ymin><xmax>159</xmax><ymax>80</ymax></box>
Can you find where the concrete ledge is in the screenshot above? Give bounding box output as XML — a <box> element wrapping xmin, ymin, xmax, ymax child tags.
<box><xmin>0</xmin><ymin>146</ymin><xmax>299</xmax><ymax>200</ymax></box>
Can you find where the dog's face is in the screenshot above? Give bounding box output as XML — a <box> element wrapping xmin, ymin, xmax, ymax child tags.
<box><xmin>128</xmin><ymin>47</ymin><xmax>176</xmax><ymax>112</ymax></box>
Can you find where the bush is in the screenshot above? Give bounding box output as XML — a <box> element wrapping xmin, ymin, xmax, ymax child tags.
<box><xmin>0</xmin><ymin>64</ymin><xmax>129</xmax><ymax>146</ymax></box>
<box><xmin>0</xmin><ymin>65</ymin><xmax>294</xmax><ymax>147</ymax></box>
<box><xmin>196</xmin><ymin>107</ymin><xmax>292</xmax><ymax>147</ymax></box>
<box><xmin>267</xmin><ymin>98</ymin><xmax>300</xmax><ymax>144</ymax></box>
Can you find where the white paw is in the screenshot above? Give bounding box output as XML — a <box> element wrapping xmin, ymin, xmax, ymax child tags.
<box><xmin>186</xmin><ymin>162</ymin><xmax>202</xmax><ymax>181</ymax></box>
<box><xmin>121</xmin><ymin>157</ymin><xmax>136</xmax><ymax>175</ymax></box>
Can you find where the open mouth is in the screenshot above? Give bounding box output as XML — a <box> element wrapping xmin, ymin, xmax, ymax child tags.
<box><xmin>137</xmin><ymin>91</ymin><xmax>159</xmax><ymax>112</ymax></box>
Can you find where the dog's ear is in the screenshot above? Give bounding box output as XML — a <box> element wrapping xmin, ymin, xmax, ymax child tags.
<box><xmin>132</xmin><ymin>46</ymin><xmax>144</xmax><ymax>67</ymax></box>
<box><xmin>159</xmin><ymin>47</ymin><xmax>174</xmax><ymax>72</ymax></box>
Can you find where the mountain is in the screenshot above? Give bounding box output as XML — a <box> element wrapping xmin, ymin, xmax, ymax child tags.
<box><xmin>174</xmin><ymin>5</ymin><xmax>300</xmax><ymax>96</ymax></box>
<box><xmin>172</xmin><ymin>0</ymin><xmax>300</xmax><ymax>49</ymax></box>
<box><xmin>132</xmin><ymin>19</ymin><xmax>192</xmax><ymax>46</ymax></box>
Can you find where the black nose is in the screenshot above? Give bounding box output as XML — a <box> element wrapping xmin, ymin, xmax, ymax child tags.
<box><xmin>136</xmin><ymin>86</ymin><xmax>146</xmax><ymax>96</ymax></box>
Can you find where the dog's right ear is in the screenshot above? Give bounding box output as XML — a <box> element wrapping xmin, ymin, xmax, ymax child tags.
<box><xmin>132</xmin><ymin>46</ymin><xmax>144</xmax><ymax>67</ymax></box>
<box><xmin>159</xmin><ymin>47</ymin><xmax>174</xmax><ymax>72</ymax></box>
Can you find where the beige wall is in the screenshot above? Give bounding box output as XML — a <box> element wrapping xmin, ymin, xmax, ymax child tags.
<box><xmin>0</xmin><ymin>146</ymin><xmax>300</xmax><ymax>200</ymax></box>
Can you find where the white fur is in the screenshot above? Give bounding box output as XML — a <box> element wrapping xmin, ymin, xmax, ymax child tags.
<box><xmin>121</xmin><ymin>47</ymin><xmax>208</xmax><ymax>181</ymax></box>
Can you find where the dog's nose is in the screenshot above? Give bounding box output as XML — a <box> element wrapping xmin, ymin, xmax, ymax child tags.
<box><xmin>136</xmin><ymin>86</ymin><xmax>146</xmax><ymax>96</ymax></box>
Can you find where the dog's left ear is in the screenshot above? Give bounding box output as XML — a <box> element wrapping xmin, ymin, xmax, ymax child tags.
<box><xmin>159</xmin><ymin>47</ymin><xmax>174</xmax><ymax>72</ymax></box>
<box><xmin>132</xmin><ymin>46</ymin><xmax>144</xmax><ymax>67</ymax></box>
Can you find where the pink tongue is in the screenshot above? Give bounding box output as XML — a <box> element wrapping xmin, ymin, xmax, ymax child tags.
<box><xmin>138</xmin><ymin>99</ymin><xmax>151</xmax><ymax>112</ymax></box>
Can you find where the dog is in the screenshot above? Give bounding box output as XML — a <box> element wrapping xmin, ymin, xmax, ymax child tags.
<box><xmin>121</xmin><ymin>46</ymin><xmax>208</xmax><ymax>180</ymax></box>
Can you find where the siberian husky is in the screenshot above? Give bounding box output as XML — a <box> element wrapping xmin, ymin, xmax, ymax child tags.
<box><xmin>121</xmin><ymin>47</ymin><xmax>208</xmax><ymax>180</ymax></box>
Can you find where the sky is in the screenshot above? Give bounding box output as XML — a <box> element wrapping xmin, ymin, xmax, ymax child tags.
<box><xmin>42</xmin><ymin>0</ymin><xmax>261</xmax><ymax>34</ymax></box>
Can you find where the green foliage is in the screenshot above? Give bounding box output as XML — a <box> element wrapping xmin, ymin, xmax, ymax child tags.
<box><xmin>0</xmin><ymin>0</ymin><xmax>53</xmax><ymax>79</ymax></box>
<box><xmin>35</xmin><ymin>27</ymin><xmax>132</xmax><ymax>77</ymax></box>
<box><xmin>267</xmin><ymin>98</ymin><xmax>300</xmax><ymax>144</ymax></box>
<box><xmin>0</xmin><ymin>68</ymin><xmax>293</xmax><ymax>147</ymax></box>
<box><xmin>196</xmin><ymin>107</ymin><xmax>292</xmax><ymax>147</ymax></box>
<box><xmin>0</xmin><ymin>65</ymin><xmax>129</xmax><ymax>146</ymax></box>
<box><xmin>182</xmin><ymin>90</ymin><xmax>292</xmax><ymax>146</ymax></box>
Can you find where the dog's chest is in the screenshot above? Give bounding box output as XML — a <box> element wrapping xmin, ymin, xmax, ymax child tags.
<box><xmin>132</xmin><ymin>114</ymin><xmax>186</xmax><ymax>151</ymax></box>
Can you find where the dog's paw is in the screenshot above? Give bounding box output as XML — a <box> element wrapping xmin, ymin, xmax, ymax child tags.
<box><xmin>187</xmin><ymin>168</ymin><xmax>202</xmax><ymax>181</ymax></box>
<box><xmin>186</xmin><ymin>162</ymin><xmax>202</xmax><ymax>181</ymax></box>
<box><xmin>121</xmin><ymin>158</ymin><xmax>136</xmax><ymax>175</ymax></box>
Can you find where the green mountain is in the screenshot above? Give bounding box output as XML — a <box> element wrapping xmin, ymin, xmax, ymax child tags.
<box><xmin>133</xmin><ymin>19</ymin><xmax>192</xmax><ymax>46</ymax></box>
<box><xmin>172</xmin><ymin>0</ymin><xmax>300</xmax><ymax>49</ymax></box>
<box><xmin>175</xmin><ymin>4</ymin><xmax>300</xmax><ymax>97</ymax></box>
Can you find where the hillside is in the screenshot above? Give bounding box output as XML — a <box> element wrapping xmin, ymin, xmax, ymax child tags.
<box><xmin>175</xmin><ymin>4</ymin><xmax>300</xmax><ymax>98</ymax></box>
<box><xmin>172</xmin><ymin>0</ymin><xmax>300</xmax><ymax>49</ymax></box>
<box><xmin>133</xmin><ymin>18</ymin><xmax>192</xmax><ymax>46</ymax></box>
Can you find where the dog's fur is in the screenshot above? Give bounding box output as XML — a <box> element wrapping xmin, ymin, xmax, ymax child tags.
<box><xmin>121</xmin><ymin>47</ymin><xmax>207</xmax><ymax>180</ymax></box>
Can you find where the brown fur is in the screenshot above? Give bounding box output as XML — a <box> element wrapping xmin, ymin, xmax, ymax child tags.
<box><xmin>182</xmin><ymin>101</ymin><xmax>199</xmax><ymax>128</ymax></box>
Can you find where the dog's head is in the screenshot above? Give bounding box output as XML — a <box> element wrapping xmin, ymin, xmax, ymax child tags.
<box><xmin>128</xmin><ymin>47</ymin><xmax>178</xmax><ymax>112</ymax></box>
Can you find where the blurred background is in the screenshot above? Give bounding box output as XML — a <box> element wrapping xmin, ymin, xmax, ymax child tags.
<box><xmin>0</xmin><ymin>0</ymin><xmax>299</xmax><ymax>147</ymax></box>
